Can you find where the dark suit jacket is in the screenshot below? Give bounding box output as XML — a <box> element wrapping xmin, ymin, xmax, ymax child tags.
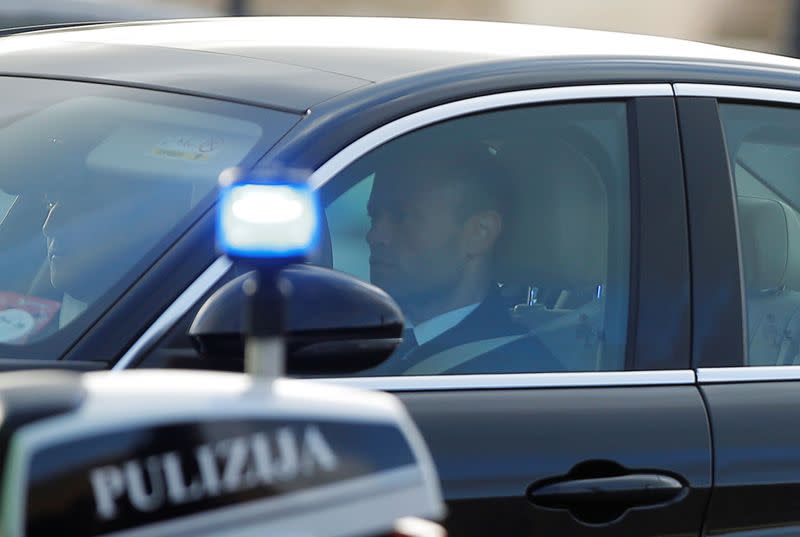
<box><xmin>366</xmin><ymin>290</ymin><xmax>563</xmax><ymax>376</ymax></box>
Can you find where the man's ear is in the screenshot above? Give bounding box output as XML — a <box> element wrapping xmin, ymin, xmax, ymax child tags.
<box><xmin>463</xmin><ymin>210</ymin><xmax>502</xmax><ymax>257</ymax></box>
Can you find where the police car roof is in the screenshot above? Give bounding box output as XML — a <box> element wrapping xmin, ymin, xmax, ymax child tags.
<box><xmin>2</xmin><ymin>16</ymin><xmax>800</xmax><ymax>112</ymax></box>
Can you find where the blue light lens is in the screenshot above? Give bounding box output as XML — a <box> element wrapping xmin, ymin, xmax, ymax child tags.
<box><xmin>217</xmin><ymin>181</ymin><xmax>320</xmax><ymax>260</ymax></box>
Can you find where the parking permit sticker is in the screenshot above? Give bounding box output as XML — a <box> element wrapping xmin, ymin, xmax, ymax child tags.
<box><xmin>0</xmin><ymin>292</ymin><xmax>60</xmax><ymax>343</ymax></box>
<box><xmin>152</xmin><ymin>135</ymin><xmax>225</xmax><ymax>161</ymax></box>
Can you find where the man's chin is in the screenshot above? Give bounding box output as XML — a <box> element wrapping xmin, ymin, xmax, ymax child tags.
<box><xmin>369</xmin><ymin>268</ymin><xmax>389</xmax><ymax>289</ymax></box>
<box><xmin>369</xmin><ymin>275</ymin><xmax>396</xmax><ymax>296</ymax></box>
<box><xmin>369</xmin><ymin>280</ymin><xmax>412</xmax><ymax>307</ymax></box>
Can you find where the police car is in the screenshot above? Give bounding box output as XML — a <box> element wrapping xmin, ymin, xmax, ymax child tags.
<box><xmin>0</xmin><ymin>370</ymin><xmax>446</xmax><ymax>537</ymax></box>
<box><xmin>1</xmin><ymin>16</ymin><xmax>800</xmax><ymax>537</ymax></box>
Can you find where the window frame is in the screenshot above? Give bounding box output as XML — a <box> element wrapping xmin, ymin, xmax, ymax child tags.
<box><xmin>305</xmin><ymin>84</ymin><xmax>691</xmax><ymax>387</ymax></box>
<box><xmin>676</xmin><ymin>83</ymin><xmax>800</xmax><ymax>380</ymax></box>
<box><xmin>122</xmin><ymin>83</ymin><xmax>695</xmax><ymax>389</ymax></box>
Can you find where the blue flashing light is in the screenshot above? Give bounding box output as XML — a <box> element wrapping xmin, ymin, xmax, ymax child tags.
<box><xmin>217</xmin><ymin>181</ymin><xmax>321</xmax><ymax>261</ymax></box>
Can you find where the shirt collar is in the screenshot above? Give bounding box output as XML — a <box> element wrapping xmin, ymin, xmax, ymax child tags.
<box><xmin>410</xmin><ymin>302</ymin><xmax>480</xmax><ymax>345</ymax></box>
<box><xmin>59</xmin><ymin>293</ymin><xmax>87</xmax><ymax>329</ymax></box>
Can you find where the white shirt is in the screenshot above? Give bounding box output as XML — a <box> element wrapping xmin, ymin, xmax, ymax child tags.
<box><xmin>410</xmin><ymin>303</ymin><xmax>480</xmax><ymax>345</ymax></box>
<box><xmin>59</xmin><ymin>293</ymin><xmax>87</xmax><ymax>329</ymax></box>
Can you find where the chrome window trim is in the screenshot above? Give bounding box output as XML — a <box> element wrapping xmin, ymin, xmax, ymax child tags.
<box><xmin>112</xmin><ymin>256</ymin><xmax>232</xmax><ymax>371</ymax></box>
<box><xmin>698</xmin><ymin>366</ymin><xmax>800</xmax><ymax>384</ymax></box>
<box><xmin>674</xmin><ymin>83</ymin><xmax>800</xmax><ymax>104</ymax></box>
<box><xmin>318</xmin><ymin>370</ymin><xmax>696</xmax><ymax>391</ymax></box>
<box><xmin>308</xmin><ymin>83</ymin><xmax>673</xmax><ymax>189</ymax></box>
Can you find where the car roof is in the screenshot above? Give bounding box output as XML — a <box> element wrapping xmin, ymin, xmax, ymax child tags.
<box><xmin>3</xmin><ymin>16</ymin><xmax>800</xmax><ymax>112</ymax></box>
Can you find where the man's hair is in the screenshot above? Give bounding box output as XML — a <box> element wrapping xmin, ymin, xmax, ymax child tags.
<box><xmin>404</xmin><ymin>140</ymin><xmax>514</xmax><ymax>221</ymax></box>
<box><xmin>372</xmin><ymin>137</ymin><xmax>516</xmax><ymax>282</ymax></box>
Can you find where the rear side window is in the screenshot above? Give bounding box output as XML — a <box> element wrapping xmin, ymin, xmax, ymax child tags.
<box><xmin>720</xmin><ymin>102</ymin><xmax>800</xmax><ymax>366</ymax></box>
<box><xmin>322</xmin><ymin>101</ymin><xmax>632</xmax><ymax>375</ymax></box>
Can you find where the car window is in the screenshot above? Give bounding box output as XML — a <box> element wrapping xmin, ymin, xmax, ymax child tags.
<box><xmin>720</xmin><ymin>101</ymin><xmax>800</xmax><ymax>366</ymax></box>
<box><xmin>0</xmin><ymin>77</ymin><xmax>298</xmax><ymax>359</ymax></box>
<box><xmin>321</xmin><ymin>101</ymin><xmax>631</xmax><ymax>375</ymax></box>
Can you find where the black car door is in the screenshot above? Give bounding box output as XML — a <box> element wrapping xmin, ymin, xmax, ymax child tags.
<box><xmin>318</xmin><ymin>85</ymin><xmax>711</xmax><ymax>537</ymax></box>
<box><xmin>677</xmin><ymin>84</ymin><xmax>800</xmax><ymax>536</ymax></box>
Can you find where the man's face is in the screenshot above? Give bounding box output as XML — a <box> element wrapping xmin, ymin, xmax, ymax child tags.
<box><xmin>366</xmin><ymin>173</ymin><xmax>468</xmax><ymax>307</ymax></box>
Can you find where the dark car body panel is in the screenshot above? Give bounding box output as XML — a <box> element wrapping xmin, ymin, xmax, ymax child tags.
<box><xmin>624</xmin><ymin>97</ymin><xmax>691</xmax><ymax>371</ymax></box>
<box><xmin>702</xmin><ymin>382</ymin><xmax>800</xmax><ymax>535</ymax></box>
<box><xmin>398</xmin><ymin>386</ymin><xmax>711</xmax><ymax>537</ymax></box>
<box><xmin>676</xmin><ymin>97</ymin><xmax>746</xmax><ymax>370</ymax></box>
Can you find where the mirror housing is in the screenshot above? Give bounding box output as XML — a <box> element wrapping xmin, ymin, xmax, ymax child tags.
<box><xmin>189</xmin><ymin>265</ymin><xmax>403</xmax><ymax>374</ymax></box>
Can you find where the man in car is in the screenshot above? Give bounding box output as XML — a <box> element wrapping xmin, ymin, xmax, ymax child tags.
<box><xmin>42</xmin><ymin>179</ymin><xmax>190</xmax><ymax>329</ymax></box>
<box><xmin>363</xmin><ymin>141</ymin><xmax>561</xmax><ymax>375</ymax></box>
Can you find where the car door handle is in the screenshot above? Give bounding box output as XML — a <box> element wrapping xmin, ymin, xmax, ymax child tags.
<box><xmin>528</xmin><ymin>473</ymin><xmax>685</xmax><ymax>510</ymax></box>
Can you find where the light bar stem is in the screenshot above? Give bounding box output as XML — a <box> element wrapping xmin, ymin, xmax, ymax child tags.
<box><xmin>245</xmin><ymin>336</ymin><xmax>285</xmax><ymax>377</ymax></box>
<box><xmin>243</xmin><ymin>268</ymin><xmax>289</xmax><ymax>378</ymax></box>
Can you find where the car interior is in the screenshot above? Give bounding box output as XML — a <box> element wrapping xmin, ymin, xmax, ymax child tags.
<box><xmin>737</xmin><ymin>194</ymin><xmax>800</xmax><ymax>366</ymax></box>
<box><xmin>320</xmin><ymin>103</ymin><xmax>630</xmax><ymax>374</ymax></box>
<box><xmin>496</xmin><ymin>127</ymin><xmax>617</xmax><ymax>372</ymax></box>
<box><xmin>728</xmin><ymin>117</ymin><xmax>800</xmax><ymax>367</ymax></box>
<box><xmin>115</xmin><ymin>102</ymin><xmax>633</xmax><ymax>376</ymax></box>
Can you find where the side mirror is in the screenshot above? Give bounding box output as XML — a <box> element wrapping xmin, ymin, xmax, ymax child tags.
<box><xmin>189</xmin><ymin>265</ymin><xmax>403</xmax><ymax>374</ymax></box>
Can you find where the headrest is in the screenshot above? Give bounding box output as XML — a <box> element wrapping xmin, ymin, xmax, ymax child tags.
<box><xmin>738</xmin><ymin>195</ymin><xmax>800</xmax><ymax>291</ymax></box>
<box><xmin>495</xmin><ymin>131</ymin><xmax>607</xmax><ymax>289</ymax></box>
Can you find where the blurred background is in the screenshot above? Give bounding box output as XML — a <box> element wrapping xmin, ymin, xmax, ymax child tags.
<box><xmin>5</xmin><ymin>0</ymin><xmax>800</xmax><ymax>57</ymax></box>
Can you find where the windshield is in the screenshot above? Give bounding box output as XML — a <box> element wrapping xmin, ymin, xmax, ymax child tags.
<box><xmin>0</xmin><ymin>77</ymin><xmax>298</xmax><ymax>357</ymax></box>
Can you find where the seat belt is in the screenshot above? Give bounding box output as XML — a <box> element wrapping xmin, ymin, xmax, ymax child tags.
<box><xmin>402</xmin><ymin>334</ymin><xmax>527</xmax><ymax>375</ymax></box>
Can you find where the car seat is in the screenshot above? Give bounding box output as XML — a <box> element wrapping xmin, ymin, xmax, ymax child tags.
<box><xmin>495</xmin><ymin>128</ymin><xmax>611</xmax><ymax>370</ymax></box>
<box><xmin>738</xmin><ymin>195</ymin><xmax>800</xmax><ymax>365</ymax></box>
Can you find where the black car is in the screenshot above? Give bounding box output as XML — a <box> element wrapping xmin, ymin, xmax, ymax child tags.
<box><xmin>0</xmin><ymin>16</ymin><xmax>799</xmax><ymax>537</ymax></box>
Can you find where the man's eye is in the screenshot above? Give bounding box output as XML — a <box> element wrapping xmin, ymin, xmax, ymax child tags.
<box><xmin>396</xmin><ymin>209</ymin><xmax>414</xmax><ymax>222</ymax></box>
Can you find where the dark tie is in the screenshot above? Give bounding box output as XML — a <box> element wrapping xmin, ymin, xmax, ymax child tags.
<box><xmin>393</xmin><ymin>328</ymin><xmax>419</xmax><ymax>361</ymax></box>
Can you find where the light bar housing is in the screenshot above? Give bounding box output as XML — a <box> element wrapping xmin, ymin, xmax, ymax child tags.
<box><xmin>217</xmin><ymin>181</ymin><xmax>320</xmax><ymax>262</ymax></box>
